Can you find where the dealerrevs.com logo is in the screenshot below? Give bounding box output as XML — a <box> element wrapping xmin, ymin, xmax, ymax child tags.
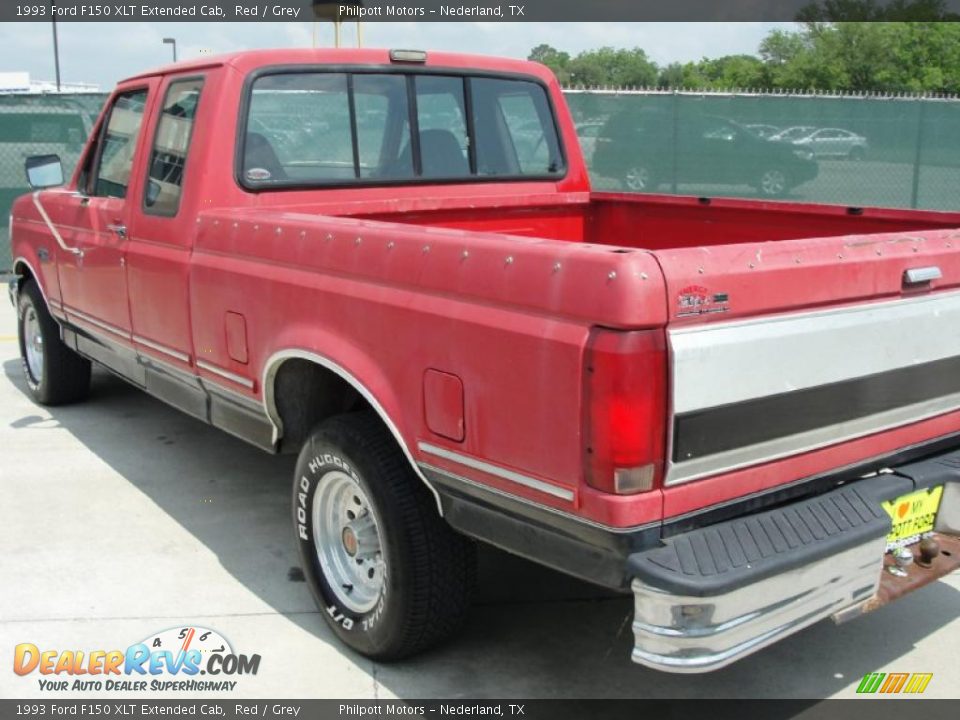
<box><xmin>13</xmin><ymin>626</ymin><xmax>261</xmax><ymax>692</ymax></box>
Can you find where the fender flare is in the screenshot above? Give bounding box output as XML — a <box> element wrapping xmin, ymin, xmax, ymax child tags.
<box><xmin>261</xmin><ymin>349</ymin><xmax>443</xmax><ymax>516</ymax></box>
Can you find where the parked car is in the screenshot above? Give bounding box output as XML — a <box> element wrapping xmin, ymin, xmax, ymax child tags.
<box><xmin>769</xmin><ymin>125</ymin><xmax>817</xmax><ymax>142</ymax></box>
<box><xmin>793</xmin><ymin>127</ymin><xmax>869</xmax><ymax>160</ymax></box>
<box><xmin>744</xmin><ymin>123</ymin><xmax>780</xmax><ymax>139</ymax></box>
<box><xmin>593</xmin><ymin>109</ymin><xmax>818</xmax><ymax>197</ymax></box>
<box><xmin>575</xmin><ymin>121</ymin><xmax>603</xmax><ymax>163</ymax></box>
<box><xmin>9</xmin><ymin>48</ymin><xmax>960</xmax><ymax>674</ymax></box>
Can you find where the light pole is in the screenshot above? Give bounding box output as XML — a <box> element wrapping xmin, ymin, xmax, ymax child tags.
<box><xmin>162</xmin><ymin>37</ymin><xmax>177</xmax><ymax>62</ymax></box>
<box><xmin>50</xmin><ymin>0</ymin><xmax>61</xmax><ymax>91</ymax></box>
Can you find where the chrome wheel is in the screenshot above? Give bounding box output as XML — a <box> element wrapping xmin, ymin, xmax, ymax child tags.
<box><xmin>23</xmin><ymin>306</ymin><xmax>44</xmax><ymax>383</ymax></box>
<box><xmin>625</xmin><ymin>166</ymin><xmax>654</xmax><ymax>192</ymax></box>
<box><xmin>312</xmin><ymin>469</ymin><xmax>385</xmax><ymax>613</ymax></box>
<box><xmin>759</xmin><ymin>169</ymin><xmax>787</xmax><ymax>196</ymax></box>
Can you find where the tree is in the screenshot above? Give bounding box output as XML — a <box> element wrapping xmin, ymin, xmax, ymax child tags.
<box><xmin>527</xmin><ymin>44</ymin><xmax>571</xmax><ymax>84</ymax></box>
<box><xmin>529</xmin><ymin>16</ymin><xmax>960</xmax><ymax>94</ymax></box>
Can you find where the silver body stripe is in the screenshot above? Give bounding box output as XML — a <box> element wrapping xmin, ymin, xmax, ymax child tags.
<box><xmin>66</xmin><ymin>307</ymin><xmax>131</xmax><ymax>340</ymax></box>
<box><xmin>196</xmin><ymin>360</ymin><xmax>255</xmax><ymax>389</ymax></box>
<box><xmin>420</xmin><ymin>462</ymin><xmax>657</xmax><ymax>533</ymax></box>
<box><xmin>132</xmin><ymin>335</ymin><xmax>191</xmax><ymax>364</ymax></box>
<box><xmin>670</xmin><ymin>288</ymin><xmax>960</xmax><ymax>414</ymax></box>
<box><xmin>418</xmin><ymin>442</ymin><xmax>575</xmax><ymax>502</ymax></box>
<box><xmin>667</xmin><ymin>289</ymin><xmax>960</xmax><ymax>485</ymax></box>
<box><xmin>668</xmin><ymin>391</ymin><xmax>960</xmax><ymax>485</ymax></box>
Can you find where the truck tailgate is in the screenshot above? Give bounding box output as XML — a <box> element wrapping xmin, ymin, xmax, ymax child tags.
<box><xmin>653</xmin><ymin>228</ymin><xmax>960</xmax><ymax>496</ymax></box>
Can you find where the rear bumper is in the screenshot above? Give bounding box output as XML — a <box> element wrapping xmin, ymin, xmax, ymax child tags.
<box><xmin>629</xmin><ymin>452</ymin><xmax>960</xmax><ymax>673</ymax></box>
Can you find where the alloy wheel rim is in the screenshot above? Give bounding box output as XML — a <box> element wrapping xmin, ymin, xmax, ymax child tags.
<box><xmin>761</xmin><ymin>170</ymin><xmax>786</xmax><ymax>195</ymax></box>
<box><xmin>625</xmin><ymin>166</ymin><xmax>650</xmax><ymax>191</ymax></box>
<box><xmin>23</xmin><ymin>307</ymin><xmax>44</xmax><ymax>382</ymax></box>
<box><xmin>312</xmin><ymin>469</ymin><xmax>386</xmax><ymax>614</ymax></box>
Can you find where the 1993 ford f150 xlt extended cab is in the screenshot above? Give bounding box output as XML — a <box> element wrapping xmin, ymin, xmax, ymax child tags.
<box><xmin>9</xmin><ymin>49</ymin><xmax>960</xmax><ymax>672</ymax></box>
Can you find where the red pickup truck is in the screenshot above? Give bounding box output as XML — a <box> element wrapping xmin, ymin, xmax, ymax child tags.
<box><xmin>9</xmin><ymin>48</ymin><xmax>960</xmax><ymax>673</ymax></box>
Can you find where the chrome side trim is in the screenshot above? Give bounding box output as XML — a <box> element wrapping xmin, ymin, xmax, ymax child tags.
<box><xmin>418</xmin><ymin>442</ymin><xmax>576</xmax><ymax>502</ymax></box>
<box><xmin>66</xmin><ymin>306</ymin><xmax>131</xmax><ymax>341</ymax></box>
<box><xmin>631</xmin><ymin>535</ymin><xmax>885</xmax><ymax>673</ymax></box>
<box><xmin>31</xmin><ymin>191</ymin><xmax>82</xmax><ymax>256</ymax></box>
<box><xmin>261</xmin><ymin>349</ymin><xmax>444</xmax><ymax>515</ymax></box>
<box><xmin>421</xmin><ymin>462</ymin><xmax>656</xmax><ymax>533</ymax></box>
<box><xmin>196</xmin><ymin>360</ymin><xmax>255</xmax><ymax>389</ymax></box>
<box><xmin>132</xmin><ymin>334</ymin><xmax>191</xmax><ymax>364</ymax></box>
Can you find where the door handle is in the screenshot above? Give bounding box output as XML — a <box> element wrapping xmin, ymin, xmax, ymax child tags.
<box><xmin>903</xmin><ymin>266</ymin><xmax>941</xmax><ymax>287</ymax></box>
<box><xmin>106</xmin><ymin>223</ymin><xmax>127</xmax><ymax>239</ymax></box>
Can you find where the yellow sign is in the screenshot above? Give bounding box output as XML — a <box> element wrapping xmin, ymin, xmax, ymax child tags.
<box><xmin>882</xmin><ymin>486</ymin><xmax>943</xmax><ymax>544</ymax></box>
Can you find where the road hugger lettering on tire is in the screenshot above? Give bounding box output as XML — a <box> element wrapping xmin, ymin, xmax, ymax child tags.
<box><xmin>293</xmin><ymin>412</ymin><xmax>476</xmax><ymax>659</ymax></box>
<box><xmin>297</xmin><ymin>475</ymin><xmax>310</xmax><ymax>541</ymax></box>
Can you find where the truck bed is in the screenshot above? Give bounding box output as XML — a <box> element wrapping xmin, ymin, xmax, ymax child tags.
<box><xmin>354</xmin><ymin>192</ymin><xmax>960</xmax><ymax>249</ymax></box>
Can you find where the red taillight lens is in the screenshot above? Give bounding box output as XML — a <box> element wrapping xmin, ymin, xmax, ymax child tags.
<box><xmin>584</xmin><ymin>328</ymin><xmax>667</xmax><ymax>494</ymax></box>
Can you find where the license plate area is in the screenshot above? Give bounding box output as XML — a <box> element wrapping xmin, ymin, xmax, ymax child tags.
<box><xmin>882</xmin><ymin>486</ymin><xmax>944</xmax><ymax>550</ymax></box>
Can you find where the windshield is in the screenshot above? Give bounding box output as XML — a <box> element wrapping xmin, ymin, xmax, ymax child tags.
<box><xmin>241</xmin><ymin>70</ymin><xmax>565</xmax><ymax>188</ymax></box>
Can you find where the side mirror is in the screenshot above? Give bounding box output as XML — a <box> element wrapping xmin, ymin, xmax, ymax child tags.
<box><xmin>25</xmin><ymin>154</ymin><xmax>64</xmax><ymax>189</ymax></box>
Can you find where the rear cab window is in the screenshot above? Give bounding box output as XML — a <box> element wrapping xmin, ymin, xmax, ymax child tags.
<box><xmin>239</xmin><ymin>68</ymin><xmax>565</xmax><ymax>188</ymax></box>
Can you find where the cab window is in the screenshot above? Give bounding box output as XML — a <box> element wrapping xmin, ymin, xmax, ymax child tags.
<box><xmin>240</xmin><ymin>70</ymin><xmax>564</xmax><ymax>188</ymax></box>
<box><xmin>90</xmin><ymin>89</ymin><xmax>149</xmax><ymax>198</ymax></box>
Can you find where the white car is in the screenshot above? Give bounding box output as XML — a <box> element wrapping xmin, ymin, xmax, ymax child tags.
<box><xmin>793</xmin><ymin>127</ymin><xmax>869</xmax><ymax>160</ymax></box>
<box><xmin>769</xmin><ymin>125</ymin><xmax>817</xmax><ymax>143</ymax></box>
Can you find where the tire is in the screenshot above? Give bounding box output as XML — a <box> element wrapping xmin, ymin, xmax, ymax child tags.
<box><xmin>756</xmin><ymin>168</ymin><xmax>790</xmax><ymax>198</ymax></box>
<box><xmin>623</xmin><ymin>165</ymin><xmax>658</xmax><ymax>192</ymax></box>
<box><xmin>294</xmin><ymin>411</ymin><xmax>477</xmax><ymax>660</ymax></box>
<box><xmin>17</xmin><ymin>279</ymin><xmax>91</xmax><ymax>405</ymax></box>
<box><xmin>848</xmin><ymin>146</ymin><xmax>866</xmax><ymax>161</ymax></box>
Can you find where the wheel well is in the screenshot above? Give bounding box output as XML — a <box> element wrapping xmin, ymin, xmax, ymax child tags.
<box><xmin>14</xmin><ymin>260</ymin><xmax>35</xmax><ymax>288</ymax></box>
<box><xmin>271</xmin><ymin>358</ymin><xmax>373</xmax><ymax>454</ymax></box>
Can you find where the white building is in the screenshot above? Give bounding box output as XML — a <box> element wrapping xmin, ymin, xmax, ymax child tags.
<box><xmin>0</xmin><ymin>72</ymin><xmax>99</xmax><ymax>94</ymax></box>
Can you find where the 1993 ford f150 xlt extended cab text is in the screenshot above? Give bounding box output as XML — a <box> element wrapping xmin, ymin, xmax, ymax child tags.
<box><xmin>9</xmin><ymin>49</ymin><xmax>960</xmax><ymax>672</ymax></box>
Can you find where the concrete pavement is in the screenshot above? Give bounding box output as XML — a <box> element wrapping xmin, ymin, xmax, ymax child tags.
<box><xmin>0</xmin><ymin>295</ymin><xmax>958</xmax><ymax>699</ymax></box>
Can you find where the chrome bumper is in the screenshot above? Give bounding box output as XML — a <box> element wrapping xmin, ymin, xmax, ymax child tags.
<box><xmin>630</xmin><ymin>467</ymin><xmax>960</xmax><ymax>673</ymax></box>
<box><xmin>631</xmin><ymin>535</ymin><xmax>885</xmax><ymax>673</ymax></box>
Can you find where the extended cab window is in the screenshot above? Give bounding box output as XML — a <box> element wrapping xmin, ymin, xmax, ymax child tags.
<box><xmin>91</xmin><ymin>89</ymin><xmax>148</xmax><ymax>198</ymax></box>
<box><xmin>240</xmin><ymin>70</ymin><xmax>564</xmax><ymax>188</ymax></box>
<box><xmin>473</xmin><ymin>78</ymin><xmax>563</xmax><ymax>176</ymax></box>
<box><xmin>145</xmin><ymin>78</ymin><xmax>204</xmax><ymax>215</ymax></box>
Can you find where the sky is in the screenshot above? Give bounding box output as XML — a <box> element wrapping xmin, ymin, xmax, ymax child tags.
<box><xmin>0</xmin><ymin>21</ymin><xmax>794</xmax><ymax>90</ymax></box>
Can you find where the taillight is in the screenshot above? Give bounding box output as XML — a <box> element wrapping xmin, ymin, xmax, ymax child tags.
<box><xmin>583</xmin><ymin>328</ymin><xmax>667</xmax><ymax>494</ymax></box>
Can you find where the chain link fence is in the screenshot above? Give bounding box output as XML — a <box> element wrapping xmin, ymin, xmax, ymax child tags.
<box><xmin>567</xmin><ymin>89</ymin><xmax>960</xmax><ymax>211</ymax></box>
<box><xmin>1</xmin><ymin>93</ymin><xmax>107</xmax><ymax>270</ymax></box>
<box><xmin>3</xmin><ymin>88</ymin><xmax>960</xmax><ymax>270</ymax></box>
